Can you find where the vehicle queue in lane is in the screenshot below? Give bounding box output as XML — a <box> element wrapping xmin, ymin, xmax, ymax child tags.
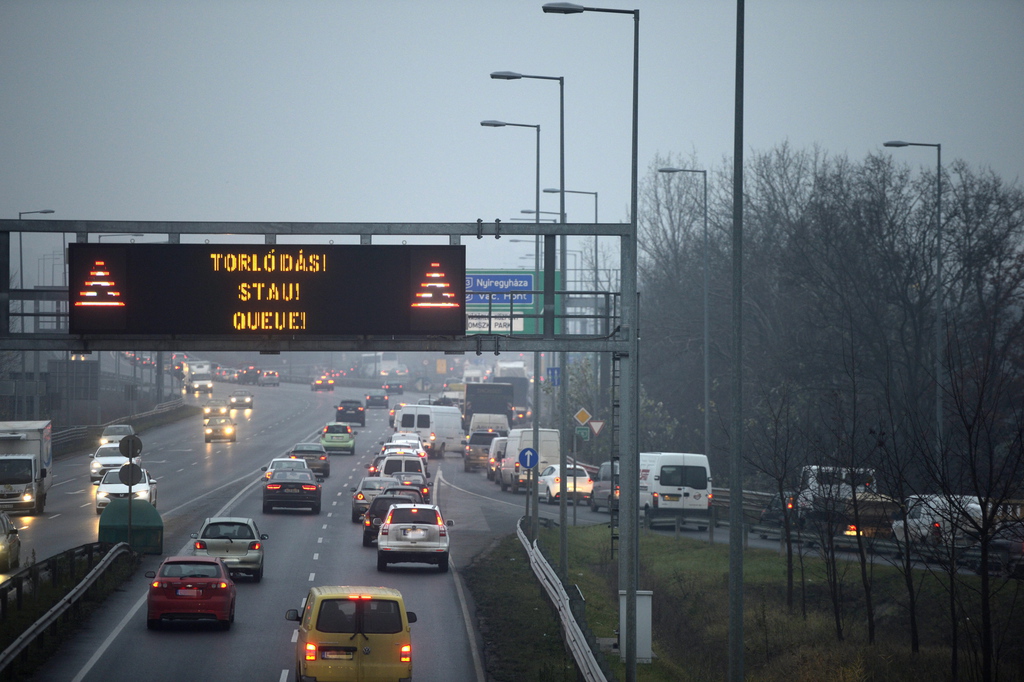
<box><xmin>25</xmin><ymin>381</ymin><xmax>482</xmax><ymax>682</ymax></box>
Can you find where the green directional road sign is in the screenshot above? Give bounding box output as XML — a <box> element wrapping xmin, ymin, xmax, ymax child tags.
<box><xmin>575</xmin><ymin>426</ymin><xmax>590</xmax><ymax>441</ymax></box>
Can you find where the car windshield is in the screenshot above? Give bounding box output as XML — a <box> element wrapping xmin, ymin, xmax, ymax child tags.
<box><xmin>362</xmin><ymin>478</ymin><xmax>398</xmax><ymax>491</ymax></box>
<box><xmin>324</xmin><ymin>425</ymin><xmax>350</xmax><ymax>434</ymax></box>
<box><xmin>0</xmin><ymin>460</ymin><xmax>33</xmax><ymax>484</ymax></box>
<box><xmin>389</xmin><ymin>507</ymin><xmax>441</xmax><ymax>524</ymax></box>
<box><xmin>469</xmin><ymin>433</ymin><xmax>498</xmax><ymax>446</ymax></box>
<box><xmin>100</xmin><ymin>469</ymin><xmax>137</xmax><ymax>484</ymax></box>
<box><xmin>371</xmin><ymin>496</ymin><xmax>413</xmax><ymax>512</ymax></box>
<box><xmin>565</xmin><ymin>467</ymin><xmax>588</xmax><ymax>478</ymax></box>
<box><xmin>160</xmin><ymin>562</ymin><xmax>220</xmax><ymax>578</ymax></box>
<box><xmin>272</xmin><ymin>470</ymin><xmax>315</xmax><ymax>482</ymax></box>
<box><xmin>208</xmin><ymin>418</ymin><xmax>231</xmax><ymax>425</ymax></box>
<box><xmin>292</xmin><ymin>445</ymin><xmax>321</xmax><ymax>453</ymax></box>
<box><xmin>103</xmin><ymin>426</ymin><xmax>132</xmax><ymax>436</ymax></box>
<box><xmin>202</xmin><ymin>522</ymin><xmax>255</xmax><ymax>540</ymax></box>
<box><xmin>271</xmin><ymin>460</ymin><xmax>307</xmax><ymax>470</ymax></box>
<box><xmin>316</xmin><ymin>599</ymin><xmax>402</xmax><ymax>634</ymax></box>
<box><xmin>95</xmin><ymin>447</ymin><xmax>124</xmax><ymax>459</ymax></box>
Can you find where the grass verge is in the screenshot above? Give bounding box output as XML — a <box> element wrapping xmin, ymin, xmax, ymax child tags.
<box><xmin>465</xmin><ymin>523</ymin><xmax>1024</xmax><ymax>681</ymax></box>
<box><xmin>0</xmin><ymin>549</ymin><xmax>140</xmax><ymax>677</ymax></box>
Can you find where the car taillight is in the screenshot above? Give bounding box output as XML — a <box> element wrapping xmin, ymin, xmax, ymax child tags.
<box><xmin>653</xmin><ymin>492</ymin><xmax>659</xmax><ymax>507</ymax></box>
<box><xmin>555</xmin><ymin>477</ymin><xmax>561</xmax><ymax>484</ymax></box>
<box><xmin>438</xmin><ymin>523</ymin><xmax>447</xmax><ymax>537</ymax></box>
<box><xmin>305</xmin><ymin>643</ymin><xmax>318</xmax><ymax>661</ymax></box>
<box><xmin>319</xmin><ymin>455</ymin><xmax>327</xmax><ymax>461</ymax></box>
<box><xmin>379</xmin><ymin>523</ymin><xmax>389</xmax><ymax>536</ymax></box>
<box><xmin>302</xmin><ymin>484</ymin><xmax>318</xmax><ymax>491</ymax></box>
<box><xmin>248</xmin><ymin>541</ymin><xmax>261</xmax><ymax>550</ymax></box>
<box><xmin>514</xmin><ymin>462</ymin><xmax>520</xmax><ymax>471</ymax></box>
<box><xmin>429</xmin><ymin>432</ymin><xmax>436</xmax><ymax>441</ymax></box>
<box><xmin>194</xmin><ymin>540</ymin><xmax>207</xmax><ymax>550</ymax></box>
<box><xmin>355</xmin><ymin>492</ymin><xmax>365</xmax><ymax>500</ymax></box>
<box><xmin>364</xmin><ymin>516</ymin><xmax>372</xmax><ymax>527</ymax></box>
<box><xmin>266</xmin><ymin>483</ymin><xmax>282</xmax><ymax>490</ymax></box>
<box><xmin>400</xmin><ymin>644</ymin><xmax>411</xmax><ymax>662</ymax></box>
<box><xmin>421</xmin><ymin>487</ymin><xmax>429</xmax><ymax>496</ymax></box>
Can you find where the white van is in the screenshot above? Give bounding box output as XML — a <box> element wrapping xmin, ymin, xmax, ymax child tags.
<box><xmin>498</xmin><ymin>428</ymin><xmax>559</xmax><ymax>493</ymax></box>
<box><xmin>638</xmin><ymin>452</ymin><xmax>712</xmax><ymax>525</ymax></box>
<box><xmin>379</xmin><ymin>455</ymin><xmax>428</xmax><ymax>479</ymax></box>
<box><xmin>394</xmin><ymin>405</ymin><xmax>463</xmax><ymax>459</ymax></box>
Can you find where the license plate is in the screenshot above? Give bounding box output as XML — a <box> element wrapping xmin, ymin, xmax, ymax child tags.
<box><xmin>284</xmin><ymin>488</ymin><xmax>301</xmax><ymax>493</ymax></box>
<box><xmin>403</xmin><ymin>528</ymin><xmax>426</xmax><ymax>539</ymax></box>
<box><xmin>321</xmin><ymin>648</ymin><xmax>355</xmax><ymax>660</ymax></box>
<box><xmin>662</xmin><ymin>494</ymin><xmax>680</xmax><ymax>501</ymax></box>
<box><xmin>176</xmin><ymin>588</ymin><xmax>199</xmax><ymax>597</ymax></box>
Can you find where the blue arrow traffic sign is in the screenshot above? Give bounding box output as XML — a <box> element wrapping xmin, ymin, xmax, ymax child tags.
<box><xmin>518</xmin><ymin>447</ymin><xmax>539</xmax><ymax>469</ymax></box>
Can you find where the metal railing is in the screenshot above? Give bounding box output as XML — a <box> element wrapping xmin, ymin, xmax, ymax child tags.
<box><xmin>0</xmin><ymin>542</ymin><xmax>135</xmax><ymax>674</ymax></box>
<box><xmin>516</xmin><ymin>518</ymin><xmax>609</xmax><ymax>682</ymax></box>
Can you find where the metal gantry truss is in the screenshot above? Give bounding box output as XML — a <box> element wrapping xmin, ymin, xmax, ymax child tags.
<box><xmin>0</xmin><ymin>219</ymin><xmax>631</xmax><ymax>355</ymax></box>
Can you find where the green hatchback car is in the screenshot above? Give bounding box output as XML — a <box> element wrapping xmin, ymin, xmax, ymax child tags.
<box><xmin>319</xmin><ymin>422</ymin><xmax>355</xmax><ymax>455</ymax></box>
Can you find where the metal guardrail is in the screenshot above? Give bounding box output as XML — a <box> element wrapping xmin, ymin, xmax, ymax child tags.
<box><xmin>0</xmin><ymin>542</ymin><xmax>134</xmax><ymax>674</ymax></box>
<box><xmin>51</xmin><ymin>398</ymin><xmax>187</xmax><ymax>455</ymax></box>
<box><xmin>516</xmin><ymin>519</ymin><xmax>608</xmax><ymax>682</ymax></box>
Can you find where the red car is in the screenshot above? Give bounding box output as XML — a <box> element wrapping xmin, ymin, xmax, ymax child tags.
<box><xmin>145</xmin><ymin>556</ymin><xmax>236</xmax><ymax>630</ymax></box>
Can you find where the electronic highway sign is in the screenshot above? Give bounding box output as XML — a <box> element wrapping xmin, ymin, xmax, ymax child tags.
<box><xmin>68</xmin><ymin>244</ymin><xmax>465</xmax><ymax>336</ymax></box>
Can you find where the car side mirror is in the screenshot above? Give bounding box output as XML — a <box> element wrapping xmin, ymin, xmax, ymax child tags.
<box><xmin>350</xmin><ymin>487</ymin><xmax>357</xmax><ymax>492</ymax></box>
<box><xmin>9</xmin><ymin>528</ymin><xmax>18</xmax><ymax>535</ymax></box>
<box><xmin>446</xmin><ymin>520</ymin><xmax>454</xmax><ymax>527</ymax></box>
<box><xmin>261</xmin><ymin>533</ymin><xmax>269</xmax><ymax>540</ymax></box>
<box><xmin>285</xmin><ymin>609</ymin><xmax>300</xmax><ymax>622</ymax></box>
<box><xmin>316</xmin><ymin>476</ymin><xmax>325</xmax><ymax>483</ymax></box>
<box><xmin>373</xmin><ymin>518</ymin><xmax>383</xmax><ymax>527</ymax></box>
<box><xmin>406</xmin><ymin>611</ymin><xmax>417</xmax><ymax>624</ymax></box>
<box><xmin>261</xmin><ymin>466</ymin><xmax>268</xmax><ymax>472</ymax></box>
<box><xmin>190</xmin><ymin>532</ymin><xmax>198</xmax><ymax>539</ymax></box>
<box><xmin>92</xmin><ymin>481</ymin><xmax>99</xmax><ymax>487</ymax></box>
<box><xmin>145</xmin><ymin>571</ymin><xmax>156</xmax><ymax>579</ymax></box>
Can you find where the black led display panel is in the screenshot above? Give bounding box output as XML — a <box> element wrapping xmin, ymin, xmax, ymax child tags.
<box><xmin>68</xmin><ymin>244</ymin><xmax>466</xmax><ymax>336</ymax></box>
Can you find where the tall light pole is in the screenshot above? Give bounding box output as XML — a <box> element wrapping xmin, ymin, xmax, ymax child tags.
<box><xmin>547</xmin><ymin>187</ymin><xmax>603</xmax><ymax>418</ymax></box>
<box><xmin>481</xmin><ymin>119</ymin><xmax>543</xmax><ymax>542</ymax></box>
<box><xmin>544</xmin><ymin>3</ymin><xmax>640</xmax><ymax>679</ymax></box>
<box><xmin>658</xmin><ymin>167</ymin><xmax>710</xmax><ymax>463</ymax></box>
<box><xmin>17</xmin><ymin>210</ymin><xmax>55</xmax><ymax>421</ymax></box>
<box><xmin>492</xmin><ymin>70</ymin><xmax>571</xmax><ymax>575</ymax></box>
<box><xmin>884</xmin><ymin>140</ymin><xmax>943</xmax><ymax>459</ymax></box>
<box><xmin>16</xmin><ymin>210</ymin><xmax>55</xmax><ymax>329</ymax></box>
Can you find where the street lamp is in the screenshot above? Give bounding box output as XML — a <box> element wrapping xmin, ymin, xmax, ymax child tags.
<box><xmin>884</xmin><ymin>140</ymin><xmax>943</xmax><ymax>458</ymax></box>
<box><xmin>547</xmin><ymin>187</ymin><xmax>602</xmax><ymax>407</ymax></box>
<box><xmin>492</xmin><ymin>74</ymin><xmax>570</xmax><ymax>551</ymax></box>
<box><xmin>16</xmin><ymin>209</ymin><xmax>54</xmax><ymax>421</ymax></box>
<box><xmin>544</xmin><ymin>3</ymin><xmax>641</xmax><ymax>679</ymax></box>
<box><xmin>481</xmin><ymin>118</ymin><xmax>543</xmax><ymax>542</ymax></box>
<box><xmin>658</xmin><ymin>167</ymin><xmax>710</xmax><ymax>466</ymax></box>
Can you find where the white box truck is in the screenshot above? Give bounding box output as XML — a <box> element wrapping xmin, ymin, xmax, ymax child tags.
<box><xmin>0</xmin><ymin>421</ymin><xmax>54</xmax><ymax>515</ymax></box>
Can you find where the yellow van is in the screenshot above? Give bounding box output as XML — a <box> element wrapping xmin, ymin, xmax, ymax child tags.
<box><xmin>285</xmin><ymin>585</ymin><xmax>417</xmax><ymax>682</ymax></box>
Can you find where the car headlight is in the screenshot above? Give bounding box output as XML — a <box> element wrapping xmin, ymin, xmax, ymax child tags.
<box><xmin>21</xmin><ymin>492</ymin><xmax>34</xmax><ymax>502</ymax></box>
<box><xmin>134</xmin><ymin>490</ymin><xmax>148</xmax><ymax>499</ymax></box>
<box><xmin>91</xmin><ymin>461</ymin><xmax>102</xmax><ymax>470</ymax></box>
<box><xmin>205</xmin><ymin>428</ymin><xmax>213</xmax><ymax>434</ymax></box>
<box><xmin>97</xmin><ymin>491</ymin><xmax>109</xmax><ymax>499</ymax></box>
<box><xmin>224</xmin><ymin>427</ymin><xmax>234</xmax><ymax>434</ymax></box>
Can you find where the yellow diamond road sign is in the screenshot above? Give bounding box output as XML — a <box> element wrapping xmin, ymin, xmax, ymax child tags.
<box><xmin>574</xmin><ymin>408</ymin><xmax>592</xmax><ymax>426</ymax></box>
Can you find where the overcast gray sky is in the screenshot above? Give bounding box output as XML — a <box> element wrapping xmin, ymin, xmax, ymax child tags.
<box><xmin>3</xmin><ymin>0</ymin><xmax>1022</xmax><ymax>284</ymax></box>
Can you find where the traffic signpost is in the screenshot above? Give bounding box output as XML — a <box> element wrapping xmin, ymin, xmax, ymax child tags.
<box><xmin>118</xmin><ymin>436</ymin><xmax>144</xmax><ymax>548</ymax></box>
